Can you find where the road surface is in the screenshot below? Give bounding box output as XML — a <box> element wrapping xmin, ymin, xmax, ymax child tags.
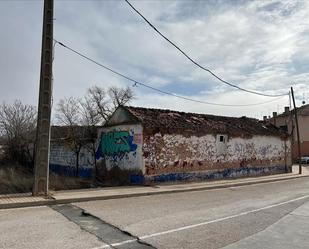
<box><xmin>1</xmin><ymin>177</ymin><xmax>309</xmax><ymax>249</ymax></box>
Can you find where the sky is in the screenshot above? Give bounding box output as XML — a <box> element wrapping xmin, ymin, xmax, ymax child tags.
<box><xmin>0</xmin><ymin>0</ymin><xmax>309</xmax><ymax>119</ymax></box>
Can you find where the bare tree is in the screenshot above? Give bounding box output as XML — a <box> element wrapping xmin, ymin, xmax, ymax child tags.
<box><xmin>55</xmin><ymin>97</ymin><xmax>81</xmax><ymax>126</ymax></box>
<box><xmin>55</xmin><ymin>86</ymin><xmax>134</xmax><ymax>177</ymax></box>
<box><xmin>78</xmin><ymin>95</ymin><xmax>101</xmax><ymax>177</ymax></box>
<box><xmin>85</xmin><ymin>85</ymin><xmax>134</xmax><ymax>125</ymax></box>
<box><xmin>0</xmin><ymin>100</ymin><xmax>37</xmax><ymax>169</ymax></box>
<box><xmin>85</xmin><ymin>86</ymin><xmax>111</xmax><ymax>123</ymax></box>
<box><xmin>79</xmin><ymin>94</ymin><xmax>102</xmax><ymax>127</ymax></box>
<box><xmin>55</xmin><ymin>97</ymin><xmax>85</xmax><ymax>177</ymax></box>
<box><xmin>108</xmin><ymin>86</ymin><xmax>134</xmax><ymax>110</ymax></box>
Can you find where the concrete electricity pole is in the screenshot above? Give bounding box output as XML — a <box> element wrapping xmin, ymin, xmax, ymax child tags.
<box><xmin>291</xmin><ymin>87</ymin><xmax>302</xmax><ymax>175</ymax></box>
<box><xmin>33</xmin><ymin>0</ymin><xmax>54</xmax><ymax>196</ymax></box>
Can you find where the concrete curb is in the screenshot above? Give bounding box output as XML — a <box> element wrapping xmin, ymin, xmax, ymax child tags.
<box><xmin>1</xmin><ymin>174</ymin><xmax>309</xmax><ymax>209</ymax></box>
<box><xmin>0</xmin><ymin>199</ymin><xmax>56</xmax><ymax>210</ymax></box>
<box><xmin>54</xmin><ymin>174</ymin><xmax>309</xmax><ymax>205</ymax></box>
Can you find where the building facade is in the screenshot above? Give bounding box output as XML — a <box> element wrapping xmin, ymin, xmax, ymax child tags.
<box><xmin>269</xmin><ymin>104</ymin><xmax>309</xmax><ymax>161</ymax></box>
<box><xmin>96</xmin><ymin>106</ymin><xmax>291</xmax><ymax>184</ymax></box>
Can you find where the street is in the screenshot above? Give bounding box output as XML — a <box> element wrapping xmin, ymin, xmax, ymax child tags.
<box><xmin>2</xmin><ymin>177</ymin><xmax>309</xmax><ymax>249</ymax></box>
<box><xmin>1</xmin><ymin>1</ymin><xmax>309</xmax><ymax>249</ymax></box>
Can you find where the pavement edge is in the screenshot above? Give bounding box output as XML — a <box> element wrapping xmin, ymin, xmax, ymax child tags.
<box><xmin>1</xmin><ymin>174</ymin><xmax>308</xmax><ymax>210</ymax></box>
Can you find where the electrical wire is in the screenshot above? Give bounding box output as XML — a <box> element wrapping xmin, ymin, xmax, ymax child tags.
<box><xmin>124</xmin><ymin>0</ymin><xmax>288</xmax><ymax>98</ymax></box>
<box><xmin>54</xmin><ymin>39</ymin><xmax>287</xmax><ymax>107</ymax></box>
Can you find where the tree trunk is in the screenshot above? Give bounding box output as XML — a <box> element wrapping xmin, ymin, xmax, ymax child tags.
<box><xmin>93</xmin><ymin>144</ymin><xmax>98</xmax><ymax>178</ymax></box>
<box><xmin>76</xmin><ymin>150</ymin><xmax>80</xmax><ymax>177</ymax></box>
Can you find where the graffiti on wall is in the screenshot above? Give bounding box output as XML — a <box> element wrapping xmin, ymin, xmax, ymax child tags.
<box><xmin>96</xmin><ymin>130</ymin><xmax>138</xmax><ymax>161</ymax></box>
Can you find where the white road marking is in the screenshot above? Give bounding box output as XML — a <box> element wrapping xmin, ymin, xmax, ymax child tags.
<box><xmin>91</xmin><ymin>194</ymin><xmax>309</xmax><ymax>249</ymax></box>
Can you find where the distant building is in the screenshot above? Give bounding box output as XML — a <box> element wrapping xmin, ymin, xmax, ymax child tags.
<box><xmin>269</xmin><ymin>104</ymin><xmax>309</xmax><ymax>161</ymax></box>
<box><xmin>96</xmin><ymin>106</ymin><xmax>291</xmax><ymax>184</ymax></box>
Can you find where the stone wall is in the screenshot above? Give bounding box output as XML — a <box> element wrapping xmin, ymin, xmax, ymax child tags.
<box><xmin>143</xmin><ymin>133</ymin><xmax>291</xmax><ymax>176</ymax></box>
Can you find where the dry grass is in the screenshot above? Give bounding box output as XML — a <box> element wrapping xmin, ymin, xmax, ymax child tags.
<box><xmin>0</xmin><ymin>165</ymin><xmax>94</xmax><ymax>194</ymax></box>
<box><xmin>0</xmin><ymin>162</ymin><xmax>143</xmax><ymax>194</ymax></box>
<box><xmin>49</xmin><ymin>173</ymin><xmax>93</xmax><ymax>191</ymax></box>
<box><xmin>0</xmin><ymin>166</ymin><xmax>33</xmax><ymax>194</ymax></box>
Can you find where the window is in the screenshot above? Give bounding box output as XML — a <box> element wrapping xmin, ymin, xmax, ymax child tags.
<box><xmin>216</xmin><ymin>134</ymin><xmax>228</xmax><ymax>155</ymax></box>
<box><xmin>279</xmin><ymin>125</ymin><xmax>288</xmax><ymax>132</ymax></box>
<box><xmin>217</xmin><ymin>134</ymin><xmax>227</xmax><ymax>143</ymax></box>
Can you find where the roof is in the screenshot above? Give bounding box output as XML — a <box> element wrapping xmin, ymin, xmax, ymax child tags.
<box><xmin>50</xmin><ymin>126</ymin><xmax>100</xmax><ymax>141</ymax></box>
<box><xmin>276</xmin><ymin>104</ymin><xmax>309</xmax><ymax>118</ymax></box>
<box><xmin>124</xmin><ymin>106</ymin><xmax>285</xmax><ymax>137</ymax></box>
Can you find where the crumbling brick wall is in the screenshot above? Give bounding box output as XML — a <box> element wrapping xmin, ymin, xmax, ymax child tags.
<box><xmin>143</xmin><ymin>132</ymin><xmax>291</xmax><ymax>175</ymax></box>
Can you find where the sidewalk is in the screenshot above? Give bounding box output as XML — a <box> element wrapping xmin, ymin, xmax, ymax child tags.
<box><xmin>1</xmin><ymin>165</ymin><xmax>308</xmax><ymax>209</ymax></box>
<box><xmin>222</xmin><ymin>199</ymin><xmax>309</xmax><ymax>249</ymax></box>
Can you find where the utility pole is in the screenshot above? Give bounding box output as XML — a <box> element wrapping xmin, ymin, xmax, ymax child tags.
<box><xmin>291</xmin><ymin>87</ymin><xmax>302</xmax><ymax>175</ymax></box>
<box><xmin>289</xmin><ymin>91</ymin><xmax>294</xmax><ymax>172</ymax></box>
<box><xmin>33</xmin><ymin>0</ymin><xmax>54</xmax><ymax>196</ymax></box>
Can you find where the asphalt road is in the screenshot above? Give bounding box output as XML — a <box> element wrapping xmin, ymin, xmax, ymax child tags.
<box><xmin>2</xmin><ymin>177</ymin><xmax>309</xmax><ymax>249</ymax></box>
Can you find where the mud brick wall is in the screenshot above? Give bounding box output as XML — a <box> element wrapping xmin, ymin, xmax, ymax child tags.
<box><xmin>143</xmin><ymin>132</ymin><xmax>291</xmax><ymax>175</ymax></box>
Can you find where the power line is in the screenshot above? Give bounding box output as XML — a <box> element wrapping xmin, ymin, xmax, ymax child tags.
<box><xmin>54</xmin><ymin>39</ymin><xmax>287</xmax><ymax>107</ymax></box>
<box><xmin>124</xmin><ymin>0</ymin><xmax>288</xmax><ymax>98</ymax></box>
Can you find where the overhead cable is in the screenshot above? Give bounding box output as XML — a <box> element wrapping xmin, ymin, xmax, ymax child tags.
<box><xmin>54</xmin><ymin>39</ymin><xmax>286</xmax><ymax>107</ymax></box>
<box><xmin>124</xmin><ymin>0</ymin><xmax>288</xmax><ymax>98</ymax></box>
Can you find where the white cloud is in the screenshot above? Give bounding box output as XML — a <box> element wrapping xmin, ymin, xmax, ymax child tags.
<box><xmin>1</xmin><ymin>0</ymin><xmax>309</xmax><ymax>119</ymax></box>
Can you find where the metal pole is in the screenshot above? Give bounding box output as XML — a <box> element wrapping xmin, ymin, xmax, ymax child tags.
<box><xmin>33</xmin><ymin>0</ymin><xmax>54</xmax><ymax>196</ymax></box>
<box><xmin>291</xmin><ymin>87</ymin><xmax>302</xmax><ymax>174</ymax></box>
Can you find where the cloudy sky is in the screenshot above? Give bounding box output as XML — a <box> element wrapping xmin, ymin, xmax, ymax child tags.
<box><xmin>1</xmin><ymin>0</ymin><xmax>309</xmax><ymax>119</ymax></box>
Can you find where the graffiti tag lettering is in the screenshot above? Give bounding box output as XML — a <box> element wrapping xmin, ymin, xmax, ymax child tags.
<box><xmin>96</xmin><ymin>130</ymin><xmax>138</xmax><ymax>160</ymax></box>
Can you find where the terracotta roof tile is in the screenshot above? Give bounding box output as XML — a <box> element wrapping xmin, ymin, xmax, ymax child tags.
<box><xmin>125</xmin><ymin>106</ymin><xmax>285</xmax><ymax>137</ymax></box>
<box><xmin>50</xmin><ymin>126</ymin><xmax>99</xmax><ymax>140</ymax></box>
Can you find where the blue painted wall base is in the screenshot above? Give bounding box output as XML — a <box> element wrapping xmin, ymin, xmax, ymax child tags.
<box><xmin>49</xmin><ymin>164</ymin><xmax>291</xmax><ymax>184</ymax></box>
<box><xmin>130</xmin><ymin>174</ymin><xmax>145</xmax><ymax>185</ymax></box>
<box><xmin>50</xmin><ymin>164</ymin><xmax>93</xmax><ymax>178</ymax></box>
<box><xmin>144</xmin><ymin>165</ymin><xmax>291</xmax><ymax>184</ymax></box>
